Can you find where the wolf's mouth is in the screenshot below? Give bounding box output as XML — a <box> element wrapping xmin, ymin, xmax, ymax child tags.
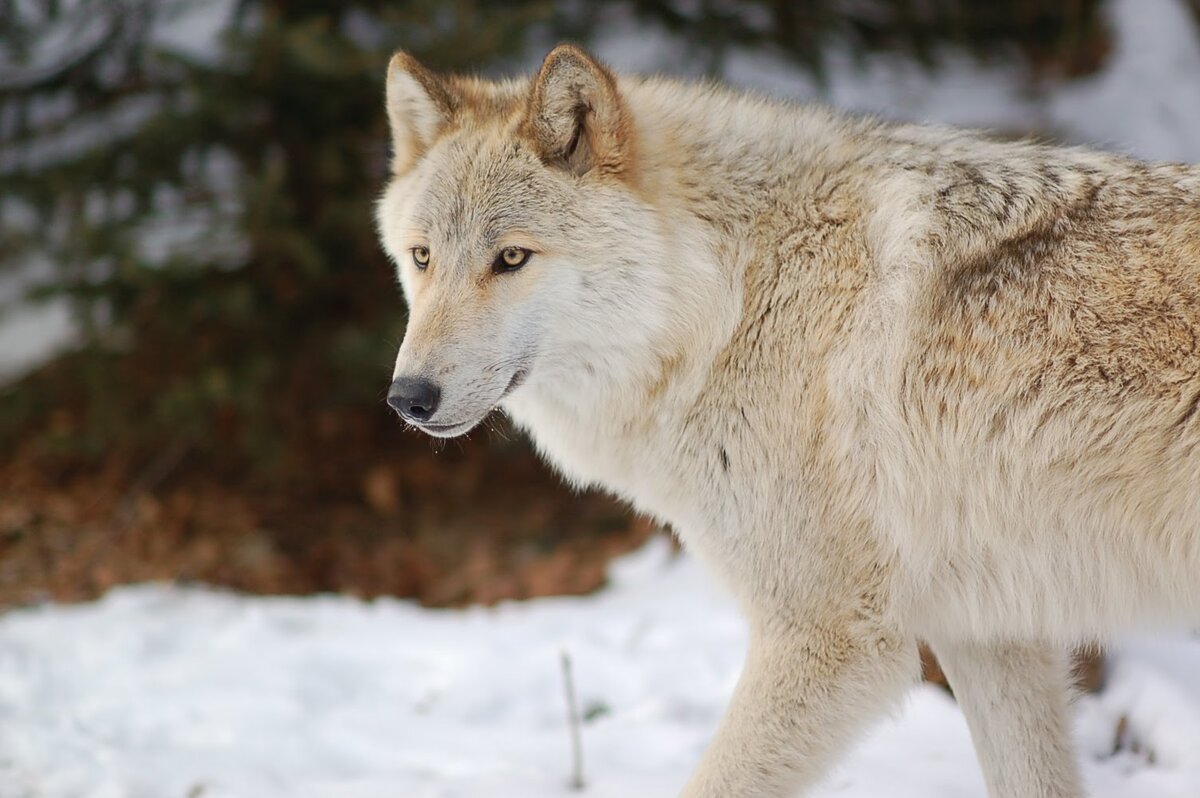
<box><xmin>412</xmin><ymin>368</ymin><xmax>529</xmax><ymax>438</ymax></box>
<box><xmin>499</xmin><ymin>368</ymin><xmax>528</xmax><ymax>401</ymax></box>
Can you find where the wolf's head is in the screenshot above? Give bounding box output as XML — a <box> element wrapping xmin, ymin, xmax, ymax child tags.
<box><xmin>377</xmin><ymin>45</ymin><xmax>683</xmax><ymax>438</ymax></box>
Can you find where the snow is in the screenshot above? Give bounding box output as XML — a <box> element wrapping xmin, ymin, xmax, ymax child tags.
<box><xmin>150</xmin><ymin>0</ymin><xmax>241</xmax><ymax>65</ymax></box>
<box><xmin>1050</xmin><ymin>0</ymin><xmax>1200</xmax><ymax>163</ymax></box>
<box><xmin>0</xmin><ymin>0</ymin><xmax>243</xmax><ymax>386</ymax></box>
<box><xmin>0</xmin><ymin>252</ymin><xmax>74</xmax><ymax>383</ymax></box>
<box><xmin>590</xmin><ymin>0</ymin><xmax>1200</xmax><ymax>164</ymax></box>
<box><xmin>1</xmin><ymin>538</ymin><xmax>1199</xmax><ymax>798</ymax></box>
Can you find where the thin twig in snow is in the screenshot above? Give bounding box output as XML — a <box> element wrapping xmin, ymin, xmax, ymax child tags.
<box><xmin>561</xmin><ymin>649</ymin><xmax>586</xmax><ymax>791</ymax></box>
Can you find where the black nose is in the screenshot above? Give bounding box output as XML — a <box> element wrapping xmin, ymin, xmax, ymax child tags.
<box><xmin>387</xmin><ymin>377</ymin><xmax>441</xmax><ymax>422</ymax></box>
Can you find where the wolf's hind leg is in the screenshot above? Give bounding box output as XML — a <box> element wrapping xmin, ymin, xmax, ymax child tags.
<box><xmin>934</xmin><ymin>640</ymin><xmax>1084</xmax><ymax>798</ymax></box>
<box><xmin>680</xmin><ymin>613</ymin><xmax>918</xmax><ymax>798</ymax></box>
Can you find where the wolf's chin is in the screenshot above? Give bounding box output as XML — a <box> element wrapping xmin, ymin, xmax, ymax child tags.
<box><xmin>414</xmin><ymin>419</ymin><xmax>478</xmax><ymax>438</ymax></box>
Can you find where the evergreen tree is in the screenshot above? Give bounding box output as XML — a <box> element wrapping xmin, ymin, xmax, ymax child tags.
<box><xmin>0</xmin><ymin>0</ymin><xmax>1106</xmax><ymax>477</ymax></box>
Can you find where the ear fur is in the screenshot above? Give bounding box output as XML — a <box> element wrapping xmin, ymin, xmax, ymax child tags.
<box><xmin>385</xmin><ymin>52</ymin><xmax>457</xmax><ymax>173</ymax></box>
<box><xmin>522</xmin><ymin>44</ymin><xmax>634</xmax><ymax>178</ymax></box>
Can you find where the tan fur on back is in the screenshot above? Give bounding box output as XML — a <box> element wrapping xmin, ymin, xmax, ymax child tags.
<box><xmin>378</xmin><ymin>46</ymin><xmax>1200</xmax><ymax>798</ymax></box>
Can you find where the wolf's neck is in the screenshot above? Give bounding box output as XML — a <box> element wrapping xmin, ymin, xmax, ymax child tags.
<box><xmin>622</xmin><ymin>76</ymin><xmax>864</xmax><ymax>236</ymax></box>
<box><xmin>503</xmin><ymin>82</ymin><xmax>858</xmax><ymax>513</ymax></box>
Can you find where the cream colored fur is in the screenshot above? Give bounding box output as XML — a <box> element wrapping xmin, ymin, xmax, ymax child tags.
<box><xmin>376</xmin><ymin>45</ymin><xmax>1200</xmax><ymax>798</ymax></box>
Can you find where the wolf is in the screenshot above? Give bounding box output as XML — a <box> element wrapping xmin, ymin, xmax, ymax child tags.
<box><xmin>375</xmin><ymin>44</ymin><xmax>1200</xmax><ymax>798</ymax></box>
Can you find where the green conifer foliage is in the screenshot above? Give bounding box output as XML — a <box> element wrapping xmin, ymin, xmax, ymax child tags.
<box><xmin>0</xmin><ymin>0</ymin><xmax>1105</xmax><ymax>477</ymax></box>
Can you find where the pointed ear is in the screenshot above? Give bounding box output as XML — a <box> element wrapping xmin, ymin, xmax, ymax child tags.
<box><xmin>522</xmin><ymin>44</ymin><xmax>634</xmax><ymax>178</ymax></box>
<box><xmin>385</xmin><ymin>52</ymin><xmax>457</xmax><ymax>173</ymax></box>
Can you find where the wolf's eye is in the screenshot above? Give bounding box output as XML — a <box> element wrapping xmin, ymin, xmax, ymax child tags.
<box><xmin>493</xmin><ymin>247</ymin><xmax>531</xmax><ymax>273</ymax></box>
<box><xmin>411</xmin><ymin>246</ymin><xmax>430</xmax><ymax>270</ymax></box>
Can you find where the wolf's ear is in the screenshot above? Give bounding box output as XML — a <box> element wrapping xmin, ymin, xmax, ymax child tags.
<box><xmin>386</xmin><ymin>52</ymin><xmax>457</xmax><ymax>173</ymax></box>
<box><xmin>522</xmin><ymin>45</ymin><xmax>633</xmax><ymax>178</ymax></box>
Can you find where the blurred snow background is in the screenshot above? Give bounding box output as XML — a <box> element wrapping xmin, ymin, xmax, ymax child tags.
<box><xmin>3</xmin><ymin>0</ymin><xmax>1200</xmax><ymax>381</ymax></box>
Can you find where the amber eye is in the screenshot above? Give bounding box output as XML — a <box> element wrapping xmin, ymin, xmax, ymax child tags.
<box><xmin>411</xmin><ymin>246</ymin><xmax>430</xmax><ymax>270</ymax></box>
<box><xmin>493</xmin><ymin>246</ymin><xmax>532</xmax><ymax>273</ymax></box>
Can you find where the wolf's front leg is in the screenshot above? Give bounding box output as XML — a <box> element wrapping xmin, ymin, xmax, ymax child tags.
<box><xmin>681</xmin><ymin>613</ymin><xmax>918</xmax><ymax>798</ymax></box>
<box><xmin>933</xmin><ymin>640</ymin><xmax>1083</xmax><ymax>798</ymax></box>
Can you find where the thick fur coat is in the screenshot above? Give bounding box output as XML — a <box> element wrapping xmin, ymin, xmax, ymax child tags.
<box><xmin>376</xmin><ymin>45</ymin><xmax>1200</xmax><ymax>798</ymax></box>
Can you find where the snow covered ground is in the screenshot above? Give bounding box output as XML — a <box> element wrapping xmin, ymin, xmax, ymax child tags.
<box><xmin>1</xmin><ymin>538</ymin><xmax>1199</xmax><ymax>798</ymax></box>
